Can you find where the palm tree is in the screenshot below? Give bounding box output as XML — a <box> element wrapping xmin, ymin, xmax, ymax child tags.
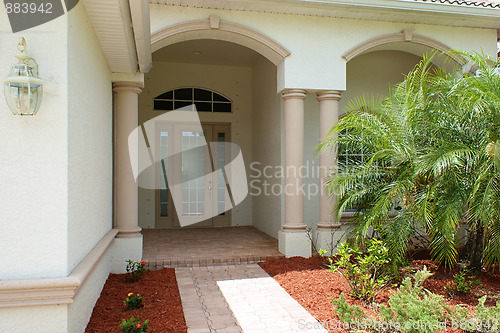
<box><xmin>318</xmin><ymin>51</ymin><xmax>500</xmax><ymax>269</ymax></box>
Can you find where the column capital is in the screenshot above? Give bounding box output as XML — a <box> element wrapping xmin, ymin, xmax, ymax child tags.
<box><xmin>112</xmin><ymin>81</ymin><xmax>143</xmax><ymax>94</ymax></box>
<box><xmin>316</xmin><ymin>90</ymin><xmax>341</xmax><ymax>102</ymax></box>
<box><xmin>282</xmin><ymin>89</ymin><xmax>307</xmax><ymax>100</ymax></box>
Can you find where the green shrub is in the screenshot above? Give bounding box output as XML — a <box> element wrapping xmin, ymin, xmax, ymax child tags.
<box><xmin>331</xmin><ymin>293</ymin><xmax>366</xmax><ymax>323</ymax></box>
<box><xmin>325</xmin><ymin>239</ymin><xmax>392</xmax><ymax>301</ymax></box>
<box><xmin>475</xmin><ymin>296</ymin><xmax>500</xmax><ymax>332</ymax></box>
<box><xmin>330</xmin><ymin>267</ymin><xmax>500</xmax><ymax>333</ymax></box>
<box><xmin>119</xmin><ymin>316</ymin><xmax>149</xmax><ymax>333</ymax></box>
<box><xmin>452</xmin><ymin>296</ymin><xmax>500</xmax><ymax>332</ymax></box>
<box><xmin>379</xmin><ymin>266</ymin><xmax>452</xmax><ymax>333</ymax></box>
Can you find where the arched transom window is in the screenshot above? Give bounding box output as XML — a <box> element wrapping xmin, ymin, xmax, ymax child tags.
<box><xmin>154</xmin><ymin>87</ymin><xmax>231</xmax><ymax>113</ymax></box>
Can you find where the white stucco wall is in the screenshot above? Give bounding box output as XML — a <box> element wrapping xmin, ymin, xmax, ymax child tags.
<box><xmin>138</xmin><ymin>61</ymin><xmax>253</xmax><ymax>228</ymax></box>
<box><xmin>67</xmin><ymin>1</ymin><xmax>113</xmax><ymax>274</ymax></box>
<box><xmin>149</xmin><ymin>5</ymin><xmax>497</xmax><ymax>92</ymax></box>
<box><xmin>250</xmin><ymin>56</ymin><xmax>282</xmax><ymax>238</ymax></box>
<box><xmin>0</xmin><ymin>4</ymin><xmax>69</xmax><ymax>279</ymax></box>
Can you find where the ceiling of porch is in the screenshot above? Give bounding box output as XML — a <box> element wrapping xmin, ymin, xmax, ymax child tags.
<box><xmin>152</xmin><ymin>39</ymin><xmax>263</xmax><ymax>67</ymax></box>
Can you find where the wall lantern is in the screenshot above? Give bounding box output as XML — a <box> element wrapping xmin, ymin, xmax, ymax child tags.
<box><xmin>4</xmin><ymin>37</ymin><xmax>43</xmax><ymax>116</ymax></box>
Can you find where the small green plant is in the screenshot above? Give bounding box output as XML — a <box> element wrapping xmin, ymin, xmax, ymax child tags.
<box><xmin>325</xmin><ymin>238</ymin><xmax>392</xmax><ymax>301</ymax></box>
<box><xmin>123</xmin><ymin>293</ymin><xmax>144</xmax><ymax>310</ymax></box>
<box><xmin>444</xmin><ymin>270</ymin><xmax>482</xmax><ymax>296</ymax></box>
<box><xmin>119</xmin><ymin>316</ymin><xmax>149</xmax><ymax>333</ymax></box>
<box><xmin>379</xmin><ymin>266</ymin><xmax>452</xmax><ymax>333</ymax></box>
<box><xmin>454</xmin><ymin>270</ymin><xmax>482</xmax><ymax>293</ymax></box>
<box><xmin>125</xmin><ymin>260</ymin><xmax>147</xmax><ymax>282</ymax></box>
<box><xmin>331</xmin><ymin>293</ymin><xmax>366</xmax><ymax>323</ymax></box>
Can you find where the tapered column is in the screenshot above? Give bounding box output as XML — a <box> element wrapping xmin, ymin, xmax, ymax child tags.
<box><xmin>113</xmin><ymin>82</ymin><xmax>142</xmax><ymax>238</ymax></box>
<box><xmin>279</xmin><ymin>89</ymin><xmax>311</xmax><ymax>257</ymax></box>
<box><xmin>315</xmin><ymin>90</ymin><xmax>342</xmax><ymax>254</ymax></box>
<box><xmin>317</xmin><ymin>90</ymin><xmax>341</xmax><ymax>228</ymax></box>
<box><xmin>283</xmin><ymin>89</ymin><xmax>307</xmax><ymax>229</ymax></box>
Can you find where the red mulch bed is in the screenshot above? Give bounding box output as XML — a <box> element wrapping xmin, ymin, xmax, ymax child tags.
<box><xmin>259</xmin><ymin>257</ymin><xmax>500</xmax><ymax>333</ymax></box>
<box><xmin>85</xmin><ymin>268</ymin><xmax>187</xmax><ymax>333</ymax></box>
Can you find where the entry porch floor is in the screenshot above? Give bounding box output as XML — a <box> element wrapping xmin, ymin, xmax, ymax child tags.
<box><xmin>142</xmin><ymin>226</ymin><xmax>284</xmax><ymax>268</ymax></box>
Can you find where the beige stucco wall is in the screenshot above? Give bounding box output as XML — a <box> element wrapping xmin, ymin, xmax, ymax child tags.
<box><xmin>340</xmin><ymin>50</ymin><xmax>424</xmax><ymax>114</ymax></box>
<box><xmin>67</xmin><ymin>1</ymin><xmax>113</xmax><ymax>274</ymax></box>
<box><xmin>149</xmin><ymin>5</ymin><xmax>497</xmax><ymax>92</ymax></box>
<box><xmin>0</xmin><ymin>3</ymin><xmax>69</xmax><ymax>279</ymax></box>
<box><xmin>250</xmin><ymin>56</ymin><xmax>282</xmax><ymax>237</ymax></box>
<box><xmin>0</xmin><ymin>304</ymin><xmax>68</xmax><ymax>333</ymax></box>
<box><xmin>0</xmin><ymin>3</ymin><xmax>113</xmax><ymax>332</ymax></box>
<box><xmin>138</xmin><ymin>61</ymin><xmax>253</xmax><ymax>228</ymax></box>
<box><xmin>68</xmin><ymin>246</ymin><xmax>111</xmax><ymax>333</ymax></box>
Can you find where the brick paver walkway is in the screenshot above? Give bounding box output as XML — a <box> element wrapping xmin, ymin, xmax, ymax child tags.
<box><xmin>175</xmin><ymin>264</ymin><xmax>327</xmax><ymax>333</ymax></box>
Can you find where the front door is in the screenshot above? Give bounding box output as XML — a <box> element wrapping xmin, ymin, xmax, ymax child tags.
<box><xmin>156</xmin><ymin>123</ymin><xmax>231</xmax><ymax>228</ymax></box>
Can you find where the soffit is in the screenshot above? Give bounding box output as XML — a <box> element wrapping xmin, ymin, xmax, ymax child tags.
<box><xmin>81</xmin><ymin>0</ymin><xmax>139</xmax><ymax>73</ymax></box>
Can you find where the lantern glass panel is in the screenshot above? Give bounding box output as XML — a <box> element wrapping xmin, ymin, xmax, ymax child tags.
<box><xmin>4</xmin><ymin>63</ymin><xmax>43</xmax><ymax>115</ymax></box>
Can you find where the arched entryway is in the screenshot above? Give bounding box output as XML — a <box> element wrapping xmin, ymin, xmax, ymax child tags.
<box><xmin>138</xmin><ymin>18</ymin><xmax>289</xmax><ymax>265</ymax></box>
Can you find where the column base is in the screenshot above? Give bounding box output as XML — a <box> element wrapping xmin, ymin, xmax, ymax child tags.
<box><xmin>116</xmin><ymin>227</ymin><xmax>142</xmax><ymax>238</ymax></box>
<box><xmin>314</xmin><ymin>226</ymin><xmax>343</xmax><ymax>255</ymax></box>
<box><xmin>313</xmin><ymin>224</ymin><xmax>352</xmax><ymax>255</ymax></box>
<box><xmin>278</xmin><ymin>230</ymin><xmax>311</xmax><ymax>258</ymax></box>
<box><xmin>110</xmin><ymin>235</ymin><xmax>143</xmax><ymax>273</ymax></box>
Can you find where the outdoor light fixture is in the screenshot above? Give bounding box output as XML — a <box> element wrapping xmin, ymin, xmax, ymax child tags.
<box><xmin>4</xmin><ymin>37</ymin><xmax>43</xmax><ymax>116</ymax></box>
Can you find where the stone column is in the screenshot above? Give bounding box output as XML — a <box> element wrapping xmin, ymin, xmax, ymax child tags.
<box><xmin>278</xmin><ymin>89</ymin><xmax>311</xmax><ymax>257</ymax></box>
<box><xmin>315</xmin><ymin>90</ymin><xmax>342</xmax><ymax>254</ymax></box>
<box><xmin>111</xmin><ymin>81</ymin><xmax>143</xmax><ymax>272</ymax></box>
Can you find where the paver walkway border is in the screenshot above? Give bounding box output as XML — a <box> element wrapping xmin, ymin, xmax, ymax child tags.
<box><xmin>175</xmin><ymin>264</ymin><xmax>327</xmax><ymax>333</ymax></box>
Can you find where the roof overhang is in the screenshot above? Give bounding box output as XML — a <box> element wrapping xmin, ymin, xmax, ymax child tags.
<box><xmin>81</xmin><ymin>0</ymin><xmax>152</xmax><ymax>74</ymax></box>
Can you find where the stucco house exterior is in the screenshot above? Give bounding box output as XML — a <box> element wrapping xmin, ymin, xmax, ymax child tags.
<box><xmin>0</xmin><ymin>0</ymin><xmax>499</xmax><ymax>331</ymax></box>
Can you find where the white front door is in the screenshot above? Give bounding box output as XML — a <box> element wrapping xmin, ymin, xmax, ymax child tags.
<box><xmin>156</xmin><ymin>123</ymin><xmax>231</xmax><ymax>228</ymax></box>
